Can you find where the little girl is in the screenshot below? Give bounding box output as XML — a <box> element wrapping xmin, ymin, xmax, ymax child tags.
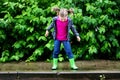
<box><xmin>45</xmin><ymin>7</ymin><xmax>81</xmax><ymax>70</ymax></box>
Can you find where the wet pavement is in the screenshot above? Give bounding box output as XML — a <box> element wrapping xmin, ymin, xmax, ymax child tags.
<box><xmin>0</xmin><ymin>60</ymin><xmax>120</xmax><ymax>71</ymax></box>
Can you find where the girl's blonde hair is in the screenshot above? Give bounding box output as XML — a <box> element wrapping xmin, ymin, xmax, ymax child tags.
<box><xmin>51</xmin><ymin>7</ymin><xmax>74</xmax><ymax>17</ymax></box>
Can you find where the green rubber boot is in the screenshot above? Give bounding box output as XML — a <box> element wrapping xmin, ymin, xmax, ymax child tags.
<box><xmin>69</xmin><ymin>58</ymin><xmax>78</xmax><ymax>70</ymax></box>
<box><xmin>52</xmin><ymin>58</ymin><xmax>58</xmax><ymax>70</ymax></box>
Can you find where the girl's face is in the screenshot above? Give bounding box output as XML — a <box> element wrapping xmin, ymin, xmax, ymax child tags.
<box><xmin>58</xmin><ymin>9</ymin><xmax>68</xmax><ymax>21</ymax></box>
<box><xmin>59</xmin><ymin>16</ymin><xmax>67</xmax><ymax>22</ymax></box>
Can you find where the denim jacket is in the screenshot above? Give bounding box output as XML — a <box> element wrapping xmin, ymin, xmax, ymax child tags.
<box><xmin>46</xmin><ymin>16</ymin><xmax>79</xmax><ymax>41</ymax></box>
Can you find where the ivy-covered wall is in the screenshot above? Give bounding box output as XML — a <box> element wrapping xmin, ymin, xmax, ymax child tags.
<box><xmin>0</xmin><ymin>0</ymin><xmax>120</xmax><ymax>62</ymax></box>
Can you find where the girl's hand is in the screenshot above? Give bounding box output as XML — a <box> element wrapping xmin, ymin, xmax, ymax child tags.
<box><xmin>76</xmin><ymin>36</ymin><xmax>81</xmax><ymax>42</ymax></box>
<box><xmin>45</xmin><ymin>30</ymin><xmax>49</xmax><ymax>37</ymax></box>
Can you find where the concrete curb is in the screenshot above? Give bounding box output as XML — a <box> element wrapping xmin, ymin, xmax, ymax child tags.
<box><xmin>0</xmin><ymin>71</ymin><xmax>120</xmax><ymax>80</ymax></box>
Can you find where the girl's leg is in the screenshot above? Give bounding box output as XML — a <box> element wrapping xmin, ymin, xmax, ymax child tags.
<box><xmin>52</xmin><ymin>40</ymin><xmax>61</xmax><ymax>70</ymax></box>
<box><xmin>63</xmin><ymin>40</ymin><xmax>78</xmax><ymax>70</ymax></box>
<box><xmin>53</xmin><ymin>40</ymin><xmax>61</xmax><ymax>58</ymax></box>
<box><xmin>62</xmin><ymin>40</ymin><xmax>73</xmax><ymax>59</ymax></box>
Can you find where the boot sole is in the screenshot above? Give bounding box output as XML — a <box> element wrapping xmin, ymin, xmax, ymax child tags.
<box><xmin>52</xmin><ymin>68</ymin><xmax>57</xmax><ymax>70</ymax></box>
<box><xmin>71</xmin><ymin>68</ymin><xmax>78</xmax><ymax>70</ymax></box>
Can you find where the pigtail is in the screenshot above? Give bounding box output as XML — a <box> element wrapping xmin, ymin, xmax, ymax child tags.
<box><xmin>51</xmin><ymin>7</ymin><xmax>74</xmax><ymax>16</ymax></box>
<box><xmin>68</xmin><ymin>8</ymin><xmax>74</xmax><ymax>15</ymax></box>
<box><xmin>51</xmin><ymin>7</ymin><xmax>60</xmax><ymax>15</ymax></box>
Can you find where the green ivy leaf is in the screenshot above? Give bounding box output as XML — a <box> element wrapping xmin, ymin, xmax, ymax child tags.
<box><xmin>88</xmin><ymin>45</ymin><xmax>97</xmax><ymax>54</ymax></box>
<box><xmin>58</xmin><ymin>54</ymin><xmax>64</xmax><ymax>62</ymax></box>
<box><xmin>116</xmin><ymin>51</ymin><xmax>120</xmax><ymax>59</ymax></box>
<box><xmin>0</xmin><ymin>50</ymin><xmax>9</xmax><ymax>62</ymax></box>
<box><xmin>81</xmin><ymin>24</ymin><xmax>87</xmax><ymax>30</ymax></box>
<box><xmin>40</xmin><ymin>16</ymin><xmax>47</xmax><ymax>24</ymax></box>
<box><xmin>26</xmin><ymin>36</ymin><xmax>35</xmax><ymax>42</ymax></box>
<box><xmin>45</xmin><ymin>40</ymin><xmax>54</xmax><ymax>51</ymax></box>
<box><xmin>38</xmin><ymin>36</ymin><xmax>47</xmax><ymax>41</ymax></box>
<box><xmin>26</xmin><ymin>43</ymin><xmax>35</xmax><ymax>48</ymax></box>
<box><xmin>85</xmin><ymin>31</ymin><xmax>94</xmax><ymax>41</ymax></box>
<box><xmin>26</xmin><ymin>27</ymin><xmax>34</xmax><ymax>33</ymax></box>
<box><xmin>99</xmin><ymin>25</ymin><xmax>106</xmax><ymax>34</ymax></box>
<box><xmin>33</xmin><ymin>47</ymin><xmax>44</xmax><ymax>56</ymax></box>
<box><xmin>98</xmin><ymin>34</ymin><xmax>106</xmax><ymax>42</ymax></box>
<box><xmin>13</xmin><ymin>40</ymin><xmax>26</xmax><ymax>49</ymax></box>
<box><xmin>10</xmin><ymin>51</ymin><xmax>24</xmax><ymax>61</ymax></box>
<box><xmin>101</xmin><ymin>41</ymin><xmax>111</xmax><ymax>52</ymax></box>
<box><xmin>13</xmin><ymin>42</ymin><xmax>21</xmax><ymax>49</ymax></box>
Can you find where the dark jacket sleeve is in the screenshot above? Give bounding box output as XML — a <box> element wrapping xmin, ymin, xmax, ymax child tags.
<box><xmin>46</xmin><ymin>17</ymin><xmax>56</xmax><ymax>31</ymax></box>
<box><xmin>70</xmin><ymin>19</ymin><xmax>79</xmax><ymax>36</ymax></box>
